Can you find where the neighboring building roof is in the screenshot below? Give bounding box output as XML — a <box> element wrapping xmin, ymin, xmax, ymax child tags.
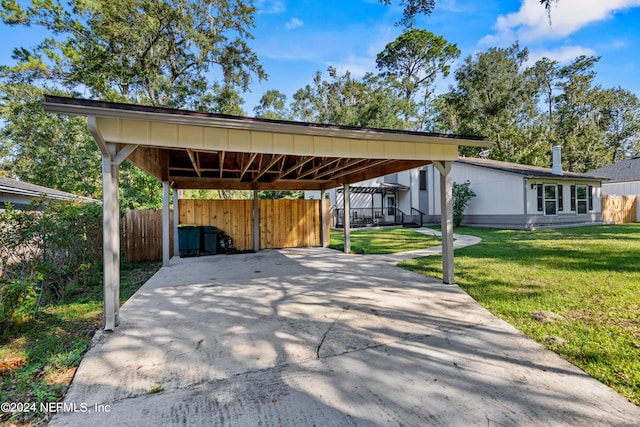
<box><xmin>456</xmin><ymin>157</ymin><xmax>605</xmax><ymax>181</ymax></box>
<box><xmin>0</xmin><ymin>177</ymin><xmax>98</xmax><ymax>203</ymax></box>
<box><xmin>588</xmin><ymin>157</ymin><xmax>640</xmax><ymax>183</ymax></box>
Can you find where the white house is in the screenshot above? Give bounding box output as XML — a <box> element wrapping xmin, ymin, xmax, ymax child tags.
<box><xmin>307</xmin><ymin>146</ymin><xmax>605</xmax><ymax>229</ymax></box>
<box><xmin>589</xmin><ymin>156</ymin><xmax>640</xmax><ymax>221</ymax></box>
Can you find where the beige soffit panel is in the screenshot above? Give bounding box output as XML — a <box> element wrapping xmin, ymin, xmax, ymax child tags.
<box><xmin>96</xmin><ymin>117</ymin><xmax>463</xmax><ymax>161</ymax></box>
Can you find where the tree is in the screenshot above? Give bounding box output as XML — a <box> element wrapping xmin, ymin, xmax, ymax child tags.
<box><xmin>291</xmin><ymin>67</ymin><xmax>408</xmax><ymax>129</ymax></box>
<box><xmin>378</xmin><ymin>1</ymin><xmax>556</xmax><ymax>27</ymax></box>
<box><xmin>440</xmin><ymin>43</ymin><xmax>544</xmax><ymax>164</ymax></box>
<box><xmin>254</xmin><ymin>90</ymin><xmax>290</xmax><ymax>120</ymax></box>
<box><xmin>378</xmin><ymin>1</ymin><xmax>557</xmax><ymax>27</ymax></box>
<box><xmin>0</xmin><ymin>83</ymin><xmax>101</xmax><ymax>198</ymax></box>
<box><xmin>552</xmin><ymin>56</ymin><xmax>609</xmax><ymax>172</ymax></box>
<box><xmin>601</xmin><ymin>88</ymin><xmax>640</xmax><ymax>162</ymax></box>
<box><xmin>1</xmin><ymin>0</ymin><xmax>265</xmax><ymax>206</ymax></box>
<box><xmin>376</xmin><ymin>29</ymin><xmax>459</xmax><ymax>128</ymax></box>
<box><xmin>0</xmin><ymin>0</ymin><xmax>265</xmax><ymax>110</ymax></box>
<box><xmin>378</xmin><ymin>0</ymin><xmax>435</xmax><ymax>27</ymax></box>
<box><xmin>258</xmin><ymin>190</ymin><xmax>304</xmax><ymax>199</ymax></box>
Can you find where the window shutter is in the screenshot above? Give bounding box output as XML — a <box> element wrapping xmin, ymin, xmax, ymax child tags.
<box><xmin>557</xmin><ymin>184</ymin><xmax>564</xmax><ymax>211</ymax></box>
<box><xmin>419</xmin><ymin>170</ymin><xmax>427</xmax><ymax>191</ymax></box>
<box><xmin>537</xmin><ymin>184</ymin><xmax>543</xmax><ymax>212</ymax></box>
<box><xmin>588</xmin><ymin>186</ymin><xmax>594</xmax><ymax>211</ymax></box>
<box><xmin>570</xmin><ymin>185</ymin><xmax>576</xmax><ymax>211</ymax></box>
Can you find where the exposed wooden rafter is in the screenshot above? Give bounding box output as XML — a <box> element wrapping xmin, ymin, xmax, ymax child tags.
<box><xmin>272</xmin><ymin>156</ymin><xmax>316</xmax><ymax>182</ymax></box>
<box><xmin>185</xmin><ymin>148</ymin><xmax>201</xmax><ymax>177</ymax></box>
<box><xmin>297</xmin><ymin>158</ymin><xmax>342</xmax><ymax>180</ymax></box>
<box><xmin>240</xmin><ymin>153</ymin><xmax>258</xmax><ymax>180</ymax></box>
<box><xmin>219</xmin><ymin>151</ymin><xmax>225</xmax><ymax>178</ymax></box>
<box><xmin>313</xmin><ymin>158</ymin><xmax>369</xmax><ymax>180</ymax></box>
<box><xmin>253</xmin><ymin>154</ymin><xmax>285</xmax><ymax>182</ymax></box>
<box><xmin>329</xmin><ymin>159</ymin><xmax>392</xmax><ymax>180</ymax></box>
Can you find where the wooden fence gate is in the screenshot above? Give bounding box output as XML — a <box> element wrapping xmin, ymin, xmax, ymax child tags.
<box><xmin>602</xmin><ymin>195</ymin><xmax>637</xmax><ymax>224</ymax></box>
<box><xmin>122</xmin><ymin>209</ymin><xmax>174</xmax><ymax>262</ymax></box>
<box><xmin>122</xmin><ymin>199</ymin><xmax>329</xmax><ymax>262</ymax></box>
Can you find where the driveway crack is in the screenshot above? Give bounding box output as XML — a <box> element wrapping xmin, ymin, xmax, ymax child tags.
<box><xmin>316</xmin><ymin>306</ymin><xmax>350</xmax><ymax>359</ymax></box>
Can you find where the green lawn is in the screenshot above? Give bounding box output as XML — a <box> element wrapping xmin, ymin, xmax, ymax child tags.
<box><xmin>0</xmin><ymin>261</ymin><xmax>161</xmax><ymax>426</ymax></box>
<box><xmin>329</xmin><ymin>227</ymin><xmax>441</xmax><ymax>254</ymax></box>
<box><xmin>399</xmin><ymin>225</ymin><xmax>640</xmax><ymax>406</ymax></box>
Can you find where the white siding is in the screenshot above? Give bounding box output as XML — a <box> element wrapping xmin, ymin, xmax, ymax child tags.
<box><xmin>602</xmin><ymin>181</ymin><xmax>640</xmax><ymax>196</ymax></box>
<box><xmin>426</xmin><ymin>163</ymin><xmax>524</xmax><ymax>215</ymax></box>
<box><xmin>601</xmin><ymin>181</ymin><xmax>640</xmax><ymax>222</ymax></box>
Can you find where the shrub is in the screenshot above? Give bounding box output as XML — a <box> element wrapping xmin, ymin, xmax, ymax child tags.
<box><xmin>452</xmin><ymin>180</ymin><xmax>476</xmax><ymax>227</ymax></box>
<box><xmin>0</xmin><ymin>276</ymin><xmax>38</xmax><ymax>335</ymax></box>
<box><xmin>0</xmin><ymin>201</ymin><xmax>102</xmax><ymax>327</ymax></box>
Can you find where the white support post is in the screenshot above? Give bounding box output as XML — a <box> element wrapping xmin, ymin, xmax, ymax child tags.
<box><xmin>111</xmin><ymin>155</ymin><xmax>120</xmax><ymax>327</ymax></box>
<box><xmin>253</xmin><ymin>189</ymin><xmax>260</xmax><ymax>252</ymax></box>
<box><xmin>320</xmin><ymin>189</ymin><xmax>328</xmax><ymax>248</ymax></box>
<box><xmin>101</xmin><ymin>142</ymin><xmax>122</xmax><ymax>330</ymax></box>
<box><xmin>101</xmin><ymin>154</ymin><xmax>116</xmax><ymax>331</ymax></box>
<box><xmin>90</xmin><ymin>115</ymin><xmax>139</xmax><ymax>331</ymax></box>
<box><xmin>162</xmin><ymin>181</ymin><xmax>170</xmax><ymax>267</ymax></box>
<box><xmin>173</xmin><ymin>188</ymin><xmax>179</xmax><ymax>257</ymax></box>
<box><xmin>435</xmin><ymin>161</ymin><xmax>454</xmax><ymax>284</ymax></box>
<box><xmin>343</xmin><ymin>183</ymin><xmax>351</xmax><ymax>254</ymax></box>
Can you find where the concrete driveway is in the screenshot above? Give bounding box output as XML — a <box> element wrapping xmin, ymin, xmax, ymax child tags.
<box><xmin>51</xmin><ymin>245</ymin><xmax>640</xmax><ymax>426</ymax></box>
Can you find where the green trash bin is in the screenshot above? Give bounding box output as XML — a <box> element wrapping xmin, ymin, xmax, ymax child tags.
<box><xmin>178</xmin><ymin>225</ymin><xmax>201</xmax><ymax>257</ymax></box>
<box><xmin>201</xmin><ymin>226</ymin><xmax>218</xmax><ymax>255</ymax></box>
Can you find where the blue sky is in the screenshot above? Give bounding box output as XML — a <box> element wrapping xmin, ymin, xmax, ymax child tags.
<box><xmin>247</xmin><ymin>0</ymin><xmax>640</xmax><ymax>113</ymax></box>
<box><xmin>1</xmin><ymin>0</ymin><xmax>640</xmax><ymax>114</ymax></box>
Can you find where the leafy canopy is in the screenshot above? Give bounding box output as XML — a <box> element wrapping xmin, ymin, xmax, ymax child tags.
<box><xmin>0</xmin><ymin>0</ymin><xmax>265</xmax><ymax>110</ymax></box>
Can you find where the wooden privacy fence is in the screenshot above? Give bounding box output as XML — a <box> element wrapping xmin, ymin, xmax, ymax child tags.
<box><xmin>602</xmin><ymin>195</ymin><xmax>637</xmax><ymax>224</ymax></box>
<box><xmin>179</xmin><ymin>198</ymin><xmax>329</xmax><ymax>251</ymax></box>
<box><xmin>123</xmin><ymin>209</ymin><xmax>174</xmax><ymax>262</ymax></box>
<box><xmin>122</xmin><ymin>199</ymin><xmax>329</xmax><ymax>262</ymax></box>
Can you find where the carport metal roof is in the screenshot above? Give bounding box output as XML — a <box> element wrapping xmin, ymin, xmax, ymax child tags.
<box><xmin>43</xmin><ymin>96</ymin><xmax>491</xmax><ymax>331</ymax></box>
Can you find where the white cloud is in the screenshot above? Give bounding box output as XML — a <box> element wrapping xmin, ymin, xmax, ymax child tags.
<box><xmin>255</xmin><ymin>0</ymin><xmax>285</xmax><ymax>15</ymax></box>
<box><xmin>527</xmin><ymin>45</ymin><xmax>597</xmax><ymax>64</ymax></box>
<box><xmin>332</xmin><ymin>54</ymin><xmax>377</xmax><ymax>78</ymax></box>
<box><xmin>285</xmin><ymin>17</ymin><xmax>304</xmax><ymax>30</ymax></box>
<box><xmin>485</xmin><ymin>0</ymin><xmax>640</xmax><ymax>44</ymax></box>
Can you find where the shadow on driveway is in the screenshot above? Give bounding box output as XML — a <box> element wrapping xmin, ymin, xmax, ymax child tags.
<box><xmin>50</xmin><ymin>248</ymin><xmax>640</xmax><ymax>426</ymax></box>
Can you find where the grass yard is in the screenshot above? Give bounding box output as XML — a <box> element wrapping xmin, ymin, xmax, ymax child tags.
<box><xmin>329</xmin><ymin>227</ymin><xmax>441</xmax><ymax>254</ymax></box>
<box><xmin>399</xmin><ymin>225</ymin><xmax>640</xmax><ymax>406</ymax></box>
<box><xmin>0</xmin><ymin>261</ymin><xmax>161</xmax><ymax>426</ymax></box>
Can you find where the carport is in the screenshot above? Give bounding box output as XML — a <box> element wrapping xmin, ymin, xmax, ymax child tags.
<box><xmin>43</xmin><ymin>96</ymin><xmax>490</xmax><ymax>331</ymax></box>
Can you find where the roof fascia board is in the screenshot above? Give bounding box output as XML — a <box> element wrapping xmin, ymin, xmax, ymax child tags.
<box><xmin>44</xmin><ymin>98</ymin><xmax>491</xmax><ymax>148</ymax></box>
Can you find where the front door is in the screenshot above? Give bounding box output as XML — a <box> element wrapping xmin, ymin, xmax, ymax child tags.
<box><xmin>385</xmin><ymin>195</ymin><xmax>396</xmax><ymax>223</ymax></box>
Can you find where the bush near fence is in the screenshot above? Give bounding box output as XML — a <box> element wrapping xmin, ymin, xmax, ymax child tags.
<box><xmin>0</xmin><ymin>202</ymin><xmax>102</xmax><ymax>333</ymax></box>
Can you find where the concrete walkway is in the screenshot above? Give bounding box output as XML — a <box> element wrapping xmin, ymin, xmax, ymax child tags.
<box><xmin>50</xmin><ymin>229</ymin><xmax>640</xmax><ymax>426</ymax></box>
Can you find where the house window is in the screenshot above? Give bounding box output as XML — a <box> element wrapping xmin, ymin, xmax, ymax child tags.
<box><xmin>576</xmin><ymin>185</ymin><xmax>588</xmax><ymax>214</ymax></box>
<box><xmin>557</xmin><ymin>185</ymin><xmax>564</xmax><ymax>212</ymax></box>
<box><xmin>544</xmin><ymin>184</ymin><xmax>557</xmax><ymax>215</ymax></box>
<box><xmin>537</xmin><ymin>184</ymin><xmax>543</xmax><ymax>212</ymax></box>
<box><xmin>419</xmin><ymin>170</ymin><xmax>427</xmax><ymax>191</ymax></box>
